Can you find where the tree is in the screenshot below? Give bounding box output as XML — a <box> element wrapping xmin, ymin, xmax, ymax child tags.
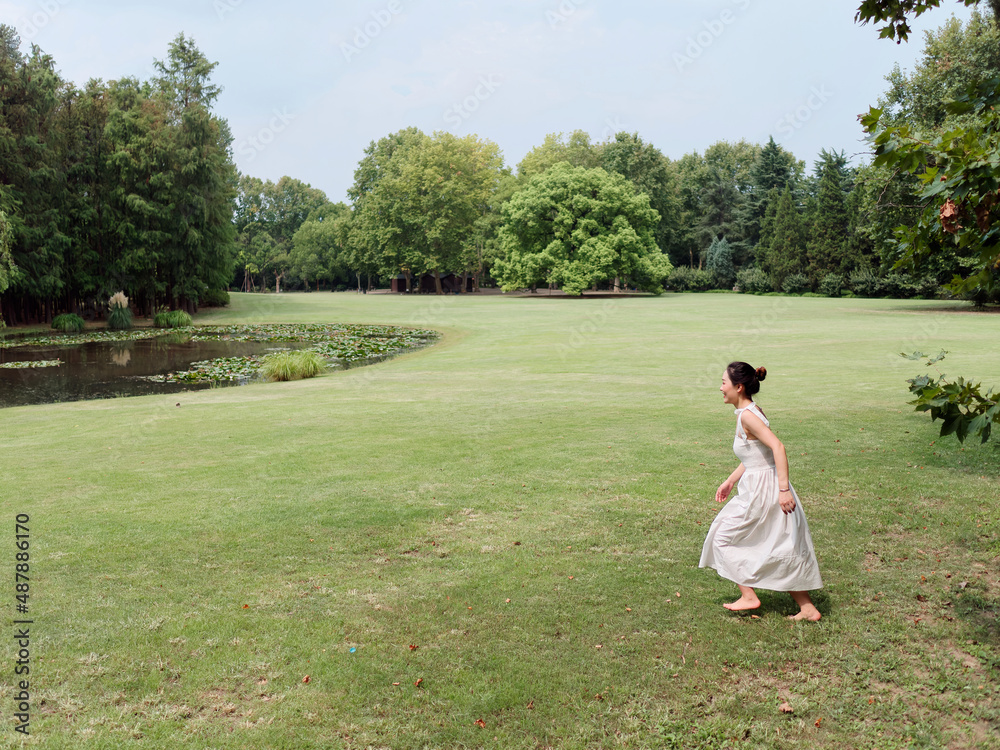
<box><xmin>290</xmin><ymin>203</ymin><xmax>349</xmax><ymax>290</ymax></box>
<box><xmin>740</xmin><ymin>137</ymin><xmax>803</xmax><ymax>257</ymax></box>
<box><xmin>348</xmin><ymin>127</ymin><xmax>428</xmax><ymax>291</ymax></box>
<box><xmin>235</xmin><ymin>175</ymin><xmax>328</xmax><ymax>292</ymax></box>
<box><xmin>706</xmin><ymin>236</ymin><xmax>736</xmax><ymax>288</ymax></box>
<box><xmin>349</xmin><ymin>130</ymin><xmax>504</xmax><ymax>294</ymax></box>
<box><xmin>877</xmin><ymin>10</ymin><xmax>1000</xmax><ymax>130</ymax></box>
<box><xmin>602</xmin><ymin>132</ymin><xmax>683</xmax><ymax>265</ymax></box>
<box><xmin>493</xmin><ymin>163</ymin><xmax>671</xmax><ymax>296</ymax></box>
<box><xmin>759</xmin><ymin>187</ymin><xmax>807</xmax><ymax>288</ymax></box>
<box><xmin>0</xmin><ymin>210</ymin><xmax>14</xmax><ymax>294</ymax></box>
<box><xmin>806</xmin><ymin>149</ymin><xmax>858</xmax><ymax>280</ymax></box>
<box><xmin>859</xmin><ymin>4</ymin><xmax>1000</xmax><ymax>303</ymax></box>
<box><xmin>862</xmin><ymin>78</ymin><xmax>1000</xmax><ymax>303</ymax></box>
<box><xmin>855</xmin><ymin>0</ymin><xmax>990</xmax><ymax>42</ymax></box>
<box><xmin>516</xmin><ymin>130</ymin><xmax>603</xmax><ymax>179</ymax></box>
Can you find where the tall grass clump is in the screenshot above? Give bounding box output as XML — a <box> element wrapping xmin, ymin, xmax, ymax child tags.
<box><xmin>260</xmin><ymin>350</ymin><xmax>327</xmax><ymax>381</ymax></box>
<box><xmin>153</xmin><ymin>310</ymin><xmax>193</xmax><ymax>328</ymax></box>
<box><xmin>51</xmin><ymin>313</ymin><xmax>85</xmax><ymax>333</ymax></box>
<box><xmin>107</xmin><ymin>291</ymin><xmax>133</xmax><ymax>330</ymax></box>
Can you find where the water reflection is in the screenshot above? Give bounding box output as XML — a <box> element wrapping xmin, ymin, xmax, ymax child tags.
<box><xmin>110</xmin><ymin>344</ymin><xmax>132</xmax><ymax>367</ymax></box>
<box><xmin>0</xmin><ymin>336</ymin><xmax>310</xmax><ymax>408</ymax></box>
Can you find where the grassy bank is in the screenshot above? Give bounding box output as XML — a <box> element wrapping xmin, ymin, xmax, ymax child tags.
<box><xmin>2</xmin><ymin>291</ymin><xmax>998</xmax><ymax>749</ymax></box>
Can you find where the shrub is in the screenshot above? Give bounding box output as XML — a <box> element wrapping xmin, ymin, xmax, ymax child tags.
<box><xmin>879</xmin><ymin>272</ymin><xmax>919</xmax><ymax>299</ymax></box>
<box><xmin>849</xmin><ymin>269</ymin><xmax>880</xmax><ymax>297</ymax></box>
<box><xmin>818</xmin><ymin>273</ymin><xmax>844</xmax><ymax>298</ymax></box>
<box><xmin>735</xmin><ymin>267</ymin><xmax>772</xmax><ymax>294</ymax></box>
<box><xmin>52</xmin><ymin>313</ymin><xmax>85</xmax><ymax>333</ymax></box>
<box><xmin>153</xmin><ymin>310</ymin><xmax>193</xmax><ymax>328</ymax></box>
<box><xmin>668</xmin><ymin>266</ymin><xmax>714</xmax><ymax>292</ymax></box>
<box><xmin>706</xmin><ymin>237</ymin><xmax>735</xmax><ymax>289</ymax></box>
<box><xmin>781</xmin><ymin>273</ymin><xmax>811</xmax><ymax>295</ymax></box>
<box><xmin>107</xmin><ymin>291</ymin><xmax>133</xmax><ymax>330</ymax></box>
<box><xmin>914</xmin><ymin>276</ymin><xmax>941</xmax><ymax>299</ymax></box>
<box><xmin>201</xmin><ymin>289</ymin><xmax>230</xmax><ymax>307</ymax></box>
<box><xmin>260</xmin><ymin>350</ymin><xmax>327</xmax><ymax>382</ymax></box>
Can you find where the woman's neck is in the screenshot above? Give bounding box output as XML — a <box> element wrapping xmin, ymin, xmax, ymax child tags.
<box><xmin>736</xmin><ymin>397</ymin><xmax>754</xmax><ymax>410</ymax></box>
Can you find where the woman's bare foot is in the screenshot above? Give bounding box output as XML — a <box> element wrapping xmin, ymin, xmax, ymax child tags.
<box><xmin>789</xmin><ymin>591</ymin><xmax>821</xmax><ymax>621</ymax></box>
<box><xmin>723</xmin><ymin>595</ymin><xmax>761</xmax><ymax>611</ymax></box>
<box><xmin>723</xmin><ymin>585</ymin><xmax>760</xmax><ymax>611</ymax></box>
<box><xmin>788</xmin><ymin>606</ymin><xmax>822</xmax><ymax>621</ymax></box>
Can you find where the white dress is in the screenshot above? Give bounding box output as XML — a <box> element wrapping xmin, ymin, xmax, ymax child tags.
<box><xmin>699</xmin><ymin>403</ymin><xmax>823</xmax><ymax>591</ymax></box>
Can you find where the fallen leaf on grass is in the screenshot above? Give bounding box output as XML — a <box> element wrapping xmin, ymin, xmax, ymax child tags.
<box><xmin>779</xmin><ymin>702</ymin><xmax>793</xmax><ymax>714</ymax></box>
<box><xmin>815</xmin><ymin>717</ymin><xmax>823</xmax><ymax>728</ymax></box>
<box><xmin>751</xmin><ymin>615</ymin><xmax>760</xmax><ymax>619</ymax></box>
<box><xmin>392</xmin><ymin>682</ymin><xmax>400</xmax><ymax>686</ymax></box>
<box><xmin>302</xmin><ymin>676</ymin><xmax>310</xmax><ymax>684</ymax></box>
<box><xmin>526</xmin><ymin>700</ymin><xmax>534</xmax><ymax>709</ymax></box>
<box><xmin>474</xmin><ymin>719</ymin><xmax>486</xmax><ymax>728</ymax></box>
<box><xmin>409</xmin><ymin>645</ymin><xmax>418</xmax><ymax>651</ymax></box>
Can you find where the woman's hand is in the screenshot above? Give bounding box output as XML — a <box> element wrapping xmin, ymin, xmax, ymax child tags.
<box><xmin>778</xmin><ymin>489</ymin><xmax>796</xmax><ymax>514</ymax></box>
<box><xmin>715</xmin><ymin>480</ymin><xmax>733</xmax><ymax>503</ymax></box>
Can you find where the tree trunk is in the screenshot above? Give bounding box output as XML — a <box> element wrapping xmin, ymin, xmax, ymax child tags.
<box><xmin>275</xmin><ymin>271</ymin><xmax>284</xmax><ymax>294</ymax></box>
<box><xmin>434</xmin><ymin>269</ymin><xmax>444</xmax><ymax>295</ymax></box>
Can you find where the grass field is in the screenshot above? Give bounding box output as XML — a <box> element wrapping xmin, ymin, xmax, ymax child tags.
<box><xmin>1</xmin><ymin>291</ymin><xmax>998</xmax><ymax>749</ymax></box>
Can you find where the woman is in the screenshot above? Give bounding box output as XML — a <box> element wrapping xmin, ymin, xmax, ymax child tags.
<box><xmin>699</xmin><ymin>362</ymin><xmax>823</xmax><ymax>621</ymax></box>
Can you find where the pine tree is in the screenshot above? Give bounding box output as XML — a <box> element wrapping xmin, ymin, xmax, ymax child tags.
<box><xmin>761</xmin><ymin>187</ymin><xmax>807</xmax><ymax>288</ymax></box>
<box><xmin>741</xmin><ymin>137</ymin><xmax>801</xmax><ymax>260</ymax></box>
<box><xmin>806</xmin><ymin>149</ymin><xmax>854</xmax><ymax>281</ymax></box>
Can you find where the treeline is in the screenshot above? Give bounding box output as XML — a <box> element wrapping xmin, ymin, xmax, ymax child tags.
<box><xmin>0</xmin><ymin>28</ymin><xmax>235</xmax><ymax>325</ymax></box>
<box><xmin>242</xmin><ymin>10</ymin><xmax>996</xmax><ymax>301</ymax></box>
<box><xmin>3</xmin><ymin>10</ymin><xmax>997</xmax><ymax>317</ymax></box>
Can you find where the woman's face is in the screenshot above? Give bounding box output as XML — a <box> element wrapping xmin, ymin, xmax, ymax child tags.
<box><xmin>720</xmin><ymin>371</ymin><xmax>742</xmax><ymax>405</ymax></box>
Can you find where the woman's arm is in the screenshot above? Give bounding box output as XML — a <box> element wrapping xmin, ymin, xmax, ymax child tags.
<box><xmin>740</xmin><ymin>411</ymin><xmax>796</xmax><ymax>513</ymax></box>
<box><xmin>716</xmin><ymin>463</ymin><xmax>746</xmax><ymax>503</ymax></box>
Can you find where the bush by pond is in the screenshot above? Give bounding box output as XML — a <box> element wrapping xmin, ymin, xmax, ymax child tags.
<box><xmin>107</xmin><ymin>292</ymin><xmax>133</xmax><ymax>331</ymax></box>
<box><xmin>201</xmin><ymin>289</ymin><xmax>230</xmax><ymax>307</ymax></box>
<box><xmin>153</xmin><ymin>310</ymin><xmax>193</xmax><ymax>328</ymax></box>
<box><xmin>52</xmin><ymin>313</ymin><xmax>85</xmax><ymax>333</ymax></box>
<box><xmin>261</xmin><ymin>350</ymin><xmax>327</xmax><ymax>382</ymax></box>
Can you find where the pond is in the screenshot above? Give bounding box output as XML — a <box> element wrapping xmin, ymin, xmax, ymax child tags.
<box><xmin>0</xmin><ymin>323</ymin><xmax>438</xmax><ymax>408</ymax></box>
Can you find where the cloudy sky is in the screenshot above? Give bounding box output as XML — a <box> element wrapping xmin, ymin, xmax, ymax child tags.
<box><xmin>3</xmin><ymin>0</ymin><xmax>978</xmax><ymax>202</ymax></box>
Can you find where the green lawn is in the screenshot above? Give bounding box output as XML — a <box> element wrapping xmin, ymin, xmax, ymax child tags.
<box><xmin>2</xmin><ymin>291</ymin><xmax>998</xmax><ymax>749</ymax></box>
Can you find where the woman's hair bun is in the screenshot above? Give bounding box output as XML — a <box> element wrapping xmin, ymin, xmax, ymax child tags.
<box><xmin>755</xmin><ymin>366</ymin><xmax>767</xmax><ymax>382</ymax></box>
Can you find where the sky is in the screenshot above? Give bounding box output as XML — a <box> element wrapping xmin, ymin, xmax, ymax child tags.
<box><xmin>1</xmin><ymin>0</ymin><xmax>980</xmax><ymax>203</ymax></box>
